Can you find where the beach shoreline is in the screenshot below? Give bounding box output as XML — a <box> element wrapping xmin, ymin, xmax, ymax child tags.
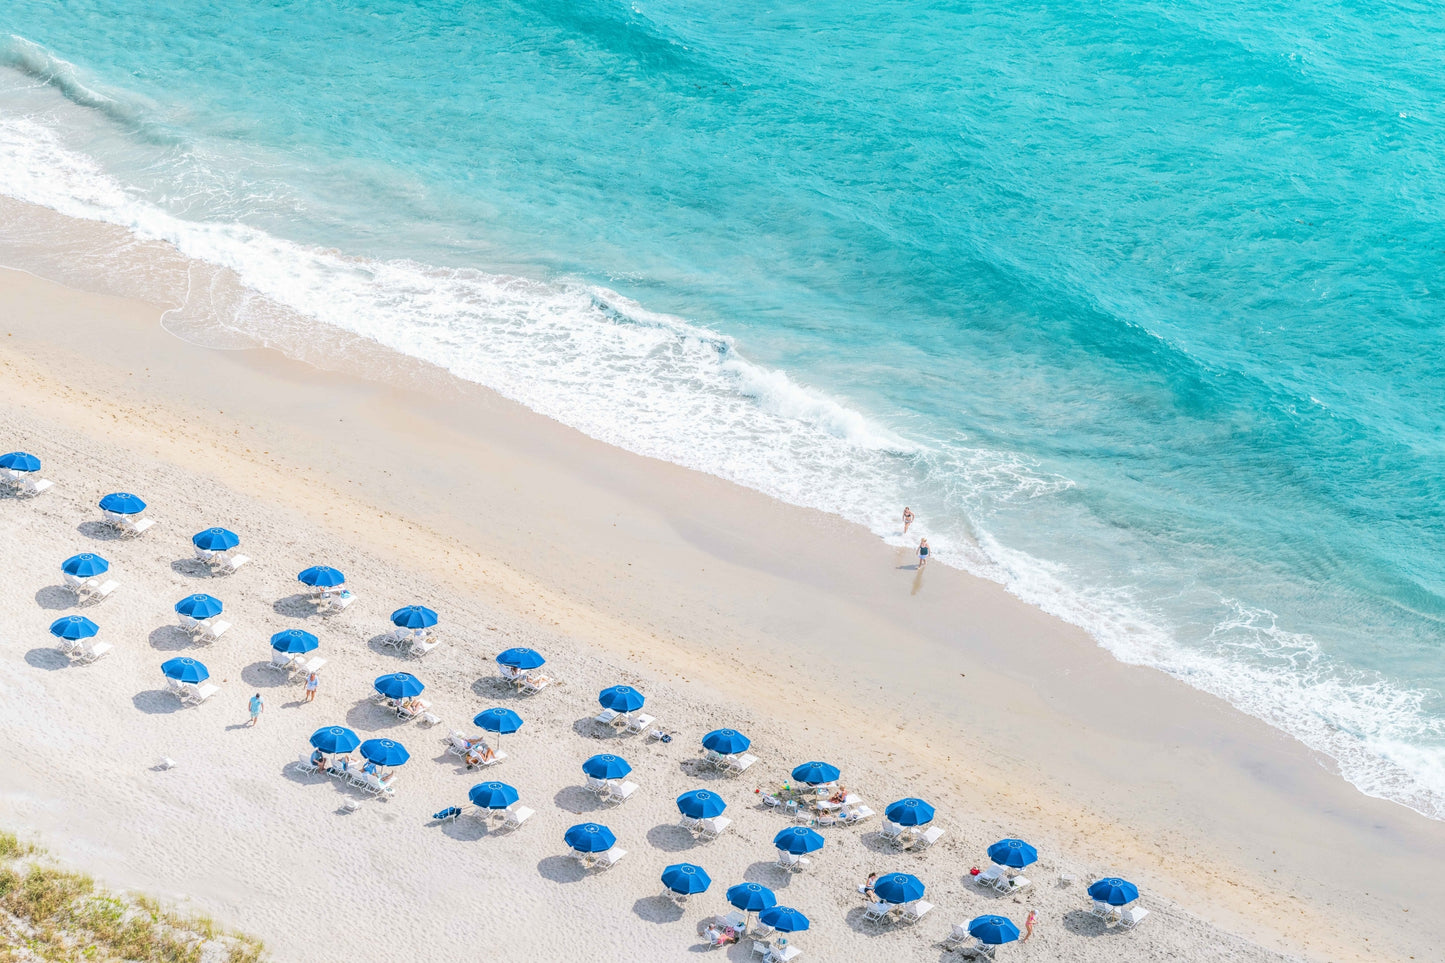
<box><xmin>0</xmin><ymin>262</ymin><xmax>1441</xmax><ymax>962</ymax></box>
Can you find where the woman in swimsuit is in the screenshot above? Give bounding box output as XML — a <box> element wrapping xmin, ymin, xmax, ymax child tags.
<box><xmin>902</xmin><ymin>507</ymin><xmax>915</xmax><ymax>534</ymax></box>
<box><xmin>917</xmin><ymin>537</ymin><xmax>930</xmax><ymax>570</ymax></box>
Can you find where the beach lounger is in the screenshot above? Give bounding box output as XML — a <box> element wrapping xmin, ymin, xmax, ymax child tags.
<box><xmin>586</xmin><ymin>775</ymin><xmax>612</xmax><ymax>797</ymax></box>
<box><xmin>318</xmin><ymin>590</ymin><xmax>354</xmax><ymax>614</ymax></box>
<box><xmin>880</xmin><ymin>821</ymin><xmax>907</xmax><ymax>848</ymax></box>
<box><xmin>184</xmin><ymin>682</ymin><xmax>220</xmax><ymax>705</ymax></box>
<box><xmin>626</xmin><ymin>713</ymin><xmax>655</xmax><ymax>735</ymax></box>
<box><xmin>297</xmin><ymin>656</ymin><xmax>326</xmax><ymax>677</ymax></box>
<box><xmin>593</xmin><ymin>708</ymin><xmax>623</xmax><ymax>728</ymax></box>
<box><xmin>699</xmin><ymin>816</ymin><xmax>731</xmax><ymax>840</ymax></box>
<box><xmin>751</xmin><ymin>941</ymin><xmax>770</xmax><ymax>959</ymax></box>
<box><xmin>902</xmin><ymin>900</ymin><xmax>933</xmax><ymax>925</ymax></box>
<box><xmin>55</xmin><ymin>637</ymin><xmax>81</xmax><ymax>656</ymax></box>
<box><xmin>443</xmin><ymin>731</ymin><xmax>472</xmax><ymax>757</ymax></box>
<box><xmin>410</xmin><ymin>637</ymin><xmax>439</xmax><ymax>657</ymax></box>
<box><xmin>942</xmin><ymin>923</ymin><xmax>971</xmax><ymax>950</ymax></box>
<box><xmin>218</xmin><ymin>553</ymin><xmax>250</xmax><ymax>574</ymax></box>
<box><xmin>750</xmin><ymin>921</ymin><xmax>776</xmax><ymax>940</ymax></box>
<box><xmin>362</xmin><ymin>773</ymin><xmax>395</xmax><ymax>797</ymax></box>
<box><xmin>916</xmin><ymin>825</ymin><xmax>946</xmax><ymax>849</ymax></box>
<box><xmin>723</xmin><ymin>752</ymin><xmax>757</xmax><ymax>776</ymax></box>
<box><xmin>78</xmin><ymin>578</ymin><xmax>119</xmax><ymax>603</ymax></box>
<box><xmin>841</xmin><ymin>804</ymin><xmax>876</xmax><ymax>824</ymax></box>
<box><xmin>1000</xmin><ymin>874</ymin><xmax>1031</xmax><ymax>895</ymax></box>
<box><xmin>959</xmin><ymin>940</ymin><xmax>997</xmax><ymax>960</ymax></box>
<box><xmin>863</xmin><ymin>902</ymin><xmax>893</xmax><ymax>926</ymax></box>
<box><xmin>73</xmin><ymin>641</ymin><xmax>112</xmax><ymax>663</ymax></box>
<box><xmin>1117</xmin><ymin>906</ymin><xmax>1149</xmax><ymax>930</ymax></box>
<box><xmin>776</xmin><ymin>851</ymin><xmax>810</xmax><ymax>872</ymax></box>
<box><xmin>119</xmin><ymin>516</ymin><xmax>155</xmax><ymax>537</ymax></box>
<box><xmin>18</xmin><ymin>476</ymin><xmax>53</xmax><ymax>494</ymax></box>
<box><xmin>1089</xmin><ymin>900</ymin><xmax>1118</xmax><ymax>923</ymax></box>
<box><xmin>473</xmin><ymin>750</ymin><xmax>507</xmax><ymax>768</ymax></box>
<box><xmin>269</xmin><ymin>650</ymin><xmax>299</xmax><ymax>671</ymax></box>
<box><xmin>296</xmin><ymin>752</ymin><xmax>320</xmax><ymax>774</ymax></box>
<box><xmin>975</xmin><ymin>866</ymin><xmax>1003</xmax><ymax>889</ymax></box>
<box><xmin>609</xmin><ymin>780</ymin><xmax>638</xmax><ymax>804</ymax></box>
<box><xmin>196</xmin><ymin>620</ymin><xmax>230</xmax><ymax>644</ymax></box>
<box><xmin>765</xmin><ymin>946</ymin><xmax>801</xmax><ymax>963</ymax></box>
<box><xmin>679</xmin><ymin>815</ymin><xmax>702</xmax><ymax>834</ymax></box>
<box><xmin>395</xmin><ymin>699</ymin><xmax>431</xmax><ymax>720</ymax></box>
<box><xmin>596</xmin><ymin>847</ymin><xmax>626</xmax><ymax>871</ymax></box>
<box><xmin>518</xmin><ymin>672</ymin><xmax>552</xmax><ymax>694</ymax></box>
<box><xmin>499</xmin><ymin>806</ymin><xmax>533</xmax><ymax>832</ymax></box>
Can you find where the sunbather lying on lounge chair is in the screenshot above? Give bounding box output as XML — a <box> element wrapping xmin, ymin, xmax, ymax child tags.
<box><xmin>465</xmin><ymin>744</ymin><xmax>497</xmax><ymax>767</ymax></box>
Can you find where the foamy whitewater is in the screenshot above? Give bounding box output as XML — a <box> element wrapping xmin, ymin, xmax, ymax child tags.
<box><xmin>1</xmin><ymin>1</ymin><xmax>1443</xmax><ymax>819</ymax></box>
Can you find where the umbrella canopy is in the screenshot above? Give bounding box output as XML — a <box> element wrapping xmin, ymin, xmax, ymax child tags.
<box><xmin>474</xmin><ymin>708</ymin><xmax>523</xmax><ymax>735</ymax></box>
<box><xmin>773</xmin><ymin>827</ymin><xmax>825</xmax><ymax>855</ymax></box>
<box><xmin>192</xmin><ymin>527</ymin><xmax>239</xmax><ymax>551</ymax></box>
<box><xmin>987</xmin><ymin>838</ymin><xmax>1038</xmax><ymax>869</ymax></box>
<box><xmin>758</xmin><ymin>906</ymin><xmax>810</xmax><ymax>933</ymax></box>
<box><xmin>969</xmin><ymin>915</ymin><xmax>1021</xmax><ymax>945</ymax></box>
<box><xmin>661</xmin><ymin>863</ymin><xmax>711</xmax><ymax>896</ymax></box>
<box><xmin>174</xmin><ymin>594</ymin><xmax>223</xmax><ymax>619</ymax></box>
<box><xmin>390</xmin><ymin>605</ymin><xmax>437</xmax><ymax>629</ymax></box>
<box><xmin>270</xmin><ymin>629</ymin><xmax>319</xmax><ymax>654</ymax></box>
<box><xmin>496</xmin><ymin>647</ymin><xmax>545</xmax><ymax>669</ymax></box>
<box><xmin>564</xmin><ymin>823</ymin><xmax>616</xmax><ymax>853</ymax></box>
<box><xmin>309</xmin><ymin>726</ymin><xmax>360</xmax><ymax>753</ymax></box>
<box><xmin>884</xmin><ymin>798</ymin><xmax>936</xmax><ymax>827</ymax></box>
<box><xmin>0</xmin><ymin>451</ymin><xmax>40</xmax><ymax>472</ymax></box>
<box><xmin>161</xmin><ymin>657</ymin><xmax>209</xmax><ymax>683</ymax></box>
<box><xmin>297</xmin><ymin>565</ymin><xmax>346</xmax><ymax>587</ymax></box>
<box><xmin>61</xmin><ymin>553</ymin><xmax>109</xmax><ymax>578</ymax></box>
<box><xmin>50</xmin><ymin>615</ymin><xmax>98</xmax><ymax>640</ymax></box>
<box><xmin>676</xmin><ymin>789</ymin><xmax>727</xmax><ymax>820</ymax></box>
<box><xmin>598</xmin><ymin>685</ymin><xmax>645</xmax><ymax>713</ymax></box>
<box><xmin>373</xmin><ymin>672</ymin><xmax>424</xmax><ymax>700</ymax></box>
<box><xmin>582</xmin><ymin>754</ymin><xmax>631</xmax><ymax>780</ymax></box>
<box><xmin>791</xmin><ymin>761</ymin><xmax>841</xmax><ymax>785</ymax></box>
<box><xmin>702</xmin><ymin>728</ymin><xmax>751</xmax><ymax>754</ymax></box>
<box><xmin>726</xmin><ymin>882</ymin><xmax>777</xmax><ymax>913</ymax></box>
<box><xmin>468</xmin><ymin>781</ymin><xmax>519</xmax><ymax>810</ymax></box>
<box><xmin>874</xmin><ymin>873</ymin><xmax>925</xmax><ymax>905</ymax></box>
<box><xmin>98</xmin><ymin>492</ymin><xmax>146</xmax><ymax>515</ymax></box>
<box><xmin>359</xmin><ymin>738</ymin><xmax>410</xmax><ymax>766</ymax></box>
<box><xmin>1087</xmin><ymin>877</ymin><xmax>1140</xmax><ymax>906</ymax></box>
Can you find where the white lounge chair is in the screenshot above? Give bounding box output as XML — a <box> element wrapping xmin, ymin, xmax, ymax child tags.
<box><xmin>586</xmin><ymin>776</ymin><xmax>612</xmax><ymax>797</ymax></box>
<box><xmin>297</xmin><ymin>656</ymin><xmax>327</xmax><ymax>678</ymax></box>
<box><xmin>410</xmin><ymin>637</ymin><xmax>439</xmax><ymax>658</ymax></box>
<box><xmin>594</xmin><ymin>708</ymin><xmax>623</xmax><ymax>728</ymax></box>
<box><xmin>916</xmin><ymin>825</ymin><xmax>946</xmax><ymax>849</ymax></box>
<box><xmin>443</xmin><ymin>730</ymin><xmax>471</xmax><ymax>757</ymax></box>
<box><xmin>196</xmin><ymin>620</ymin><xmax>230</xmax><ymax>644</ymax></box>
<box><xmin>699</xmin><ymin>816</ymin><xmax>731</xmax><ymax>840</ymax></box>
<box><xmin>55</xmin><ymin>637</ymin><xmax>82</xmax><ymax>656</ymax></box>
<box><xmin>20</xmin><ymin>476</ymin><xmax>53</xmax><ymax>494</ymax></box>
<box><xmin>765</xmin><ymin>946</ymin><xmax>801</xmax><ymax>963</ymax></box>
<box><xmin>204</xmin><ymin>552</ymin><xmax>249</xmax><ymax>575</ymax></box>
<box><xmin>723</xmin><ymin>752</ymin><xmax>757</xmax><ymax>775</ymax></box>
<box><xmin>841</xmin><ymin>803</ymin><xmax>876</xmax><ymax>823</ymax></box>
<box><xmin>863</xmin><ymin>902</ymin><xmax>893</xmax><ymax>925</ymax></box>
<box><xmin>776</xmin><ymin>851</ymin><xmax>810</xmax><ymax>872</ymax></box>
<box><xmin>942</xmin><ymin>923</ymin><xmax>970</xmax><ymax>950</ymax></box>
<box><xmin>363</xmin><ymin>773</ymin><xmax>395</xmax><ymax>797</ymax></box>
<box><xmin>879</xmin><ymin>821</ymin><xmax>906</xmax><ymax>847</ymax></box>
<box><xmin>474</xmin><ymin>750</ymin><xmax>508</xmax><ymax>768</ymax></box>
<box><xmin>1089</xmin><ymin>900</ymin><xmax>1119</xmax><ymax>923</ymax></box>
<box><xmin>999</xmin><ymin>874</ymin><xmax>1030</xmax><ymax>894</ymax></box>
<box><xmin>184</xmin><ymin>682</ymin><xmax>219</xmax><ymax>705</ymax></box>
<box><xmin>269</xmin><ymin>650</ymin><xmax>298</xmax><ymax>671</ymax></box>
<box><xmin>679</xmin><ymin>815</ymin><xmax>702</xmax><ymax>833</ymax></box>
<box><xmin>902</xmin><ymin>900</ymin><xmax>933</xmax><ymax>924</ymax></box>
<box><xmin>82</xmin><ymin>579</ymin><xmax>119</xmax><ymax>603</ymax></box>
<box><xmin>116</xmin><ymin>515</ymin><xmax>155</xmax><ymax>537</ymax></box>
<box><xmin>319</xmin><ymin>590</ymin><xmax>354</xmax><ymax>614</ymax></box>
<box><xmin>626</xmin><ymin>713</ymin><xmax>655</xmax><ymax>735</ymax></box>
<box><xmin>296</xmin><ymin>752</ymin><xmax>319</xmax><ymax>774</ymax></box>
<box><xmin>499</xmin><ymin>806</ymin><xmax>533</xmax><ymax>832</ymax></box>
<box><xmin>1118</xmin><ymin>906</ymin><xmax>1149</xmax><ymax>929</ymax></box>
<box><xmin>609</xmin><ymin>780</ymin><xmax>638</xmax><ymax>803</ymax></box>
<box><xmin>73</xmin><ymin>641</ymin><xmax>112</xmax><ymax>663</ymax></box>
<box><xmin>518</xmin><ymin>673</ymin><xmax>552</xmax><ymax>694</ymax></box>
<box><xmin>596</xmin><ymin>847</ymin><xmax>626</xmax><ymax>871</ymax></box>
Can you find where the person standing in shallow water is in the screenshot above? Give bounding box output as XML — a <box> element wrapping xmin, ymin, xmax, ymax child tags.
<box><xmin>902</xmin><ymin>507</ymin><xmax>915</xmax><ymax>534</ymax></box>
<box><xmin>916</xmin><ymin>537</ymin><xmax>930</xmax><ymax>571</ymax></box>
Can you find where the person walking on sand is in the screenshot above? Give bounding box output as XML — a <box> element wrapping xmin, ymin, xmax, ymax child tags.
<box><xmin>303</xmin><ymin>671</ymin><xmax>319</xmax><ymax>703</ymax></box>
<box><xmin>1021</xmin><ymin>909</ymin><xmax>1038</xmax><ymax>942</ymax></box>
<box><xmin>916</xmin><ymin>537</ymin><xmax>930</xmax><ymax>571</ymax></box>
<box><xmin>247</xmin><ymin>693</ymin><xmax>264</xmax><ymax>727</ymax></box>
<box><xmin>902</xmin><ymin>507</ymin><xmax>915</xmax><ymax>534</ymax></box>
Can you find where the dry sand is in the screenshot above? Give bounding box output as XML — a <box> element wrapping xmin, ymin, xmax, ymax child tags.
<box><xmin>0</xmin><ymin>259</ymin><xmax>1442</xmax><ymax>963</ymax></box>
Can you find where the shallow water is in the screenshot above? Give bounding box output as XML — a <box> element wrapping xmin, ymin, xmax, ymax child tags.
<box><xmin>1</xmin><ymin>0</ymin><xmax>1442</xmax><ymax>816</ymax></box>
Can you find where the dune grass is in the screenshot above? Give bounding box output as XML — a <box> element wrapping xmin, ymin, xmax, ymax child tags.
<box><xmin>0</xmin><ymin>831</ymin><xmax>264</xmax><ymax>962</ymax></box>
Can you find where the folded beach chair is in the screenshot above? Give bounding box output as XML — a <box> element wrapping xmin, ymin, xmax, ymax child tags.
<box><xmin>699</xmin><ymin>816</ymin><xmax>732</xmax><ymax>840</ymax></box>
<box><xmin>611</xmin><ymin>780</ymin><xmax>639</xmax><ymax>803</ymax></box>
<box><xmin>1117</xmin><ymin>906</ymin><xmax>1149</xmax><ymax>930</ymax></box>
<box><xmin>596</xmin><ymin>847</ymin><xmax>626</xmax><ymax>871</ymax></box>
<box><xmin>916</xmin><ymin>825</ymin><xmax>946</xmax><ymax>849</ymax></box>
<box><xmin>723</xmin><ymin>752</ymin><xmax>757</xmax><ymax>776</ymax></box>
<box><xmin>863</xmin><ymin>902</ymin><xmax>893</xmax><ymax>925</ymax></box>
<box><xmin>19</xmin><ymin>475</ymin><xmax>53</xmax><ymax>494</ymax></box>
<box><xmin>73</xmin><ymin>641</ymin><xmax>112</xmax><ymax>663</ymax></box>
<box><xmin>499</xmin><ymin>806</ymin><xmax>533</xmax><ymax>832</ymax></box>
<box><xmin>209</xmin><ymin>553</ymin><xmax>250</xmax><ymax>575</ymax></box>
<box><xmin>902</xmin><ymin>900</ymin><xmax>933</xmax><ymax>925</ymax></box>
<box><xmin>626</xmin><ymin>713</ymin><xmax>656</xmax><ymax>735</ymax></box>
<box><xmin>942</xmin><ymin>923</ymin><xmax>970</xmax><ymax>950</ymax></box>
<box><xmin>196</xmin><ymin>620</ymin><xmax>231</xmax><ymax>644</ymax></box>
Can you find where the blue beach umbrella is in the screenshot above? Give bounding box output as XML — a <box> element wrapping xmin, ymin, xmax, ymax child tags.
<box><xmin>676</xmin><ymin>789</ymin><xmax>727</xmax><ymax>820</ymax></box>
<box><xmin>773</xmin><ymin>827</ymin><xmax>825</xmax><ymax>855</ymax></box>
<box><xmin>62</xmin><ymin>553</ymin><xmax>109</xmax><ymax>578</ymax></box>
<box><xmin>726</xmin><ymin>882</ymin><xmax>777</xmax><ymax>913</ymax></box>
<box><xmin>373</xmin><ymin>672</ymin><xmax>424</xmax><ymax>700</ymax></box>
<box><xmin>0</xmin><ymin>452</ymin><xmax>41</xmax><ymax>472</ymax></box>
<box><xmin>885</xmin><ymin>798</ymin><xmax>936</xmax><ymax>827</ymax></box>
<box><xmin>874</xmin><ymin>872</ymin><xmax>925</xmax><ymax>905</ymax></box>
<box><xmin>468</xmin><ymin>781</ymin><xmax>520</xmax><ymax>810</ymax></box>
<box><xmin>496</xmin><ymin>647</ymin><xmax>545</xmax><ymax>670</ymax></box>
<box><xmin>270</xmin><ymin>629</ymin><xmax>319</xmax><ymax>654</ymax></box>
<box><xmin>49</xmin><ymin>616</ymin><xmax>98</xmax><ymax>640</ymax></box>
<box><xmin>598</xmin><ymin>684</ymin><xmax>645</xmax><ymax>713</ymax></box>
<box><xmin>661</xmin><ymin>863</ymin><xmax>711</xmax><ymax>896</ymax></box>
<box><xmin>192</xmin><ymin>527</ymin><xmax>239</xmax><ymax>551</ymax></box>
<box><xmin>390</xmin><ymin>605</ymin><xmax>437</xmax><ymax>629</ymax></box>
<box><xmin>360</xmin><ymin>738</ymin><xmax>410</xmax><ymax>767</ymax></box>
<box><xmin>161</xmin><ymin>657</ymin><xmax>209</xmax><ymax>684</ymax></box>
<box><xmin>98</xmin><ymin>492</ymin><xmax>145</xmax><ymax>515</ymax></box>
<box><xmin>969</xmin><ymin>915</ymin><xmax>1021</xmax><ymax>946</ymax></box>
<box><xmin>702</xmin><ymin>728</ymin><xmax>751</xmax><ymax>754</ymax></box>
<box><xmin>298</xmin><ymin>565</ymin><xmax>346</xmax><ymax>587</ymax></box>
<box><xmin>582</xmin><ymin>754</ymin><xmax>631</xmax><ymax>780</ymax></box>
<box><xmin>309</xmin><ymin>726</ymin><xmax>360</xmax><ymax>753</ymax></box>
<box><xmin>988</xmin><ymin>838</ymin><xmax>1038</xmax><ymax>869</ymax></box>
<box><xmin>791</xmin><ymin>761</ymin><xmax>841</xmax><ymax>785</ymax></box>
<box><xmin>174</xmin><ymin>594</ymin><xmax>223</xmax><ymax>619</ymax></box>
<box><xmin>564</xmin><ymin>822</ymin><xmax>616</xmax><ymax>853</ymax></box>
<box><xmin>1088</xmin><ymin>877</ymin><xmax>1140</xmax><ymax>906</ymax></box>
<box><xmin>475</xmin><ymin>707</ymin><xmax>523</xmax><ymax>735</ymax></box>
<box><xmin>758</xmin><ymin>906</ymin><xmax>810</xmax><ymax>933</ymax></box>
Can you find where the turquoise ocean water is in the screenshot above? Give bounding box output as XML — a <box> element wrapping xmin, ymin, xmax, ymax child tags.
<box><xmin>1</xmin><ymin>1</ymin><xmax>1442</xmax><ymax>815</ymax></box>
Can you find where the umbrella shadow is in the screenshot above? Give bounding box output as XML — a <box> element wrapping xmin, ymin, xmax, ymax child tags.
<box><xmin>571</xmin><ymin>717</ymin><xmax>621</xmax><ymax>740</ymax></box>
<box><xmin>553</xmin><ymin>785</ymin><xmax>606</xmax><ymax>815</ymax></box>
<box><xmin>537</xmin><ymin>855</ymin><xmax>588</xmax><ymax>884</ymax></box>
<box><xmin>365</xmin><ymin>633</ymin><xmax>409</xmax><ymax>659</ymax></box>
<box><xmin>440</xmin><ymin>816</ymin><xmax>490</xmax><ymax>842</ymax></box>
<box><xmin>273</xmin><ymin>594</ymin><xmax>318</xmax><ymax>618</ymax></box>
<box><xmin>132</xmin><ymin>690</ymin><xmax>182</xmax><ymax>715</ymax></box>
<box><xmin>646</xmin><ymin>823</ymin><xmax>698</xmax><ymax>853</ymax></box>
<box><xmin>148</xmin><ymin>625</ymin><xmax>195</xmax><ymax>652</ymax></box>
<box><xmin>279</xmin><ymin>761</ymin><xmax>318</xmax><ymax>786</ymax></box>
<box><xmin>678</xmin><ymin>757</ymin><xmax>726</xmax><ymax>781</ymax></box>
<box><xmin>632</xmin><ymin>895</ymin><xmax>685</xmax><ymax>924</ymax></box>
<box><xmin>240</xmin><ymin>662</ymin><xmax>291</xmax><ymax>689</ymax></box>
<box><xmin>859</xmin><ymin>831</ymin><xmax>903</xmax><ymax>854</ymax></box>
<box><xmin>171</xmin><ymin>558</ymin><xmax>213</xmax><ymax>579</ymax></box>
<box><xmin>744</xmin><ymin>860</ymin><xmax>791</xmax><ymax>887</ymax></box>
<box><xmin>24</xmin><ymin>648</ymin><xmax>70</xmax><ymax>671</ymax></box>
<box><xmin>34</xmin><ymin>586</ymin><xmax>77</xmax><ymax>610</ymax></box>
<box><xmin>1061</xmin><ymin>909</ymin><xmax>1113</xmax><ymax>936</ymax></box>
<box><xmin>843</xmin><ymin>904</ymin><xmax>894</xmax><ymax>936</ymax></box>
<box><xmin>344</xmin><ymin>699</ymin><xmax>398</xmax><ymax>732</ymax></box>
<box><xmin>76</xmin><ymin>520</ymin><xmax>121</xmax><ymax>542</ymax></box>
<box><xmin>470</xmin><ymin>676</ymin><xmax>519</xmax><ymax>700</ymax></box>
